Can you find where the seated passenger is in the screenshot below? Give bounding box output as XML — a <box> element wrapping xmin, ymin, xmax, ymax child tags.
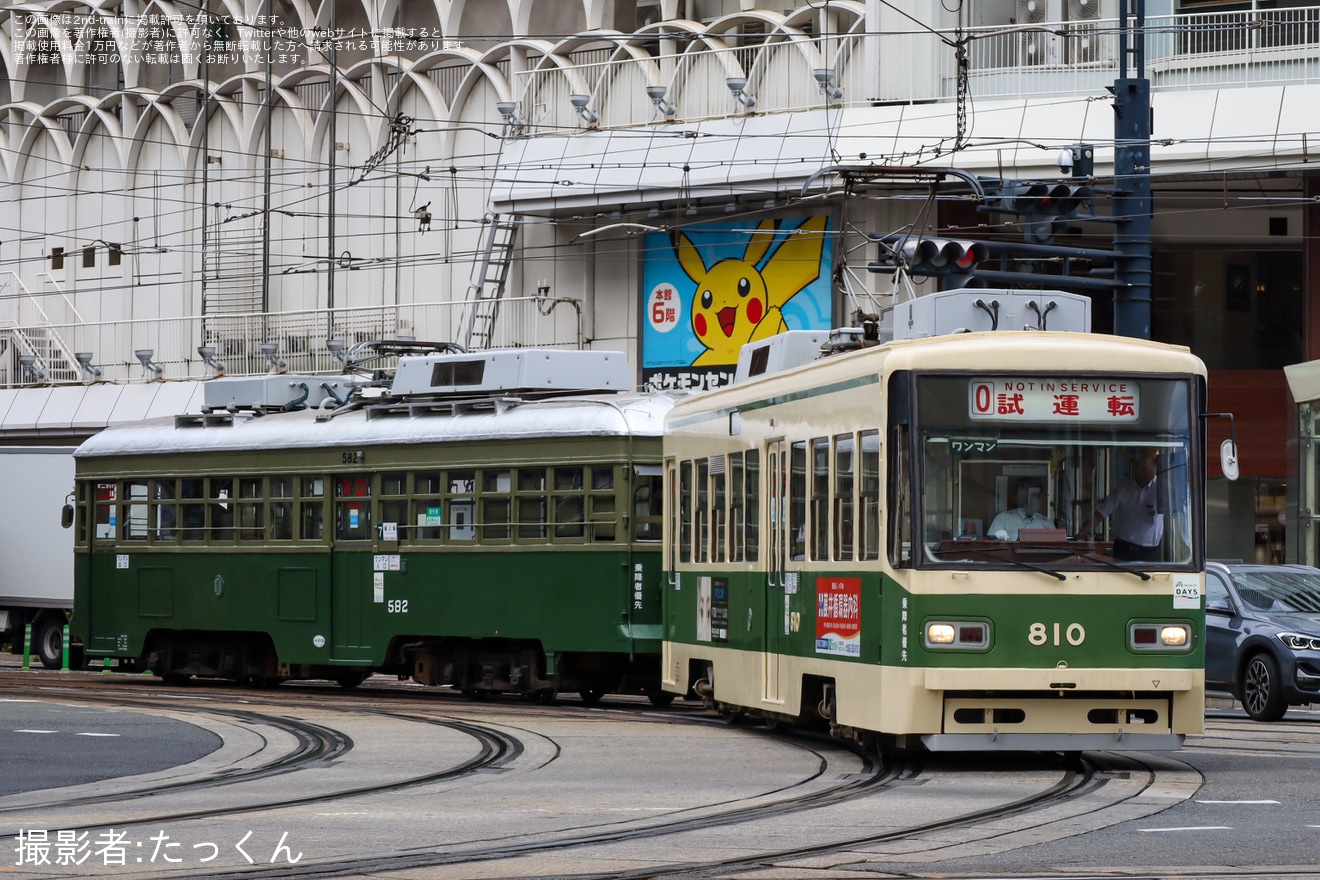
<box><xmin>988</xmin><ymin>479</ymin><xmax>1054</xmax><ymax>540</ymax></box>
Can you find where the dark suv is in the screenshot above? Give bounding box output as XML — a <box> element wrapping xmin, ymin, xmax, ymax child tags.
<box><xmin>1205</xmin><ymin>561</ymin><xmax>1320</xmax><ymax>721</ymax></box>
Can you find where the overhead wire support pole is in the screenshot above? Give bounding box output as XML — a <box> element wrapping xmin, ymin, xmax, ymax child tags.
<box><xmin>1112</xmin><ymin>0</ymin><xmax>1153</xmax><ymax>339</ymax></box>
<box><xmin>261</xmin><ymin>0</ymin><xmax>273</xmax><ymax>315</ymax></box>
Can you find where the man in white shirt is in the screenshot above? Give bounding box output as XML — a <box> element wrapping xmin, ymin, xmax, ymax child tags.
<box><xmin>988</xmin><ymin>479</ymin><xmax>1054</xmax><ymax>540</ymax></box>
<box><xmin>1081</xmin><ymin>450</ymin><xmax>1163</xmax><ymax>561</ymax></box>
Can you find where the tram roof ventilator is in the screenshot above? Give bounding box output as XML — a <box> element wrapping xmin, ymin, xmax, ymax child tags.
<box><xmin>365</xmin><ymin>349</ymin><xmax>634</xmax><ymax>420</ymax></box>
<box><xmin>735</xmin><ymin>290</ymin><xmax>1091</xmax><ymax>382</ymax></box>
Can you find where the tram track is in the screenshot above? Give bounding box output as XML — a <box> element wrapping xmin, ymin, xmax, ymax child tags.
<box><xmin>0</xmin><ymin>678</ymin><xmax>522</xmax><ymax>837</ymax></box>
<box><xmin>0</xmin><ymin>671</ymin><xmax>1209</xmax><ymax>880</ymax></box>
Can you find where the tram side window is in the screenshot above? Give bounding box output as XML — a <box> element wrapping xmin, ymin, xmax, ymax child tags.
<box><xmin>695</xmin><ymin>458</ymin><xmax>710</xmax><ymax>563</ymax></box>
<box><xmin>153</xmin><ymin>479</ymin><xmax>177</xmax><ymax>542</ymax></box>
<box><xmin>481</xmin><ymin>469</ymin><xmax>512</xmax><ymax>542</ymax></box>
<box><xmin>633</xmin><ymin>470</ymin><xmax>662</xmax><ymax>542</ymax></box>
<box><xmin>835</xmin><ymin>434</ymin><xmax>855</xmax><ymax>561</ymax></box>
<box><xmin>379</xmin><ymin>472</ymin><xmax>408</xmax><ymax>542</ymax></box>
<box><xmin>589</xmin><ymin>466</ymin><xmax>616</xmax><ymax>542</ymax></box>
<box><xmin>449</xmin><ymin>470</ymin><xmax>476</xmax><ymax>542</ymax></box>
<box><xmin>889</xmin><ymin>426</ymin><xmax>912</xmax><ymax>566</ymax></box>
<box><xmin>211</xmin><ymin>477</ymin><xmax>234</xmax><ymax>542</ymax></box>
<box><xmin>413</xmin><ymin>471</ymin><xmax>443</xmax><ymax>540</ymax></box>
<box><xmin>270</xmin><ymin>477</ymin><xmax>294</xmax><ymax>540</ymax></box>
<box><xmin>517</xmin><ymin>468</ymin><xmax>547</xmax><ymax>539</ymax></box>
<box><xmin>860</xmin><ymin>430</ymin><xmax>881</xmax><ymax>560</ymax></box>
<box><xmin>730</xmin><ymin>453</ymin><xmax>745</xmax><ymax>561</ymax></box>
<box><xmin>790</xmin><ymin>442</ymin><xmax>807</xmax><ymax>561</ymax></box>
<box><xmin>300</xmin><ymin>476</ymin><xmax>325</xmax><ymax>540</ymax></box>
<box><xmin>336</xmin><ymin>474</ymin><xmax>372</xmax><ymax>540</ymax></box>
<box><xmin>679</xmin><ymin>461</ymin><xmax>692</xmax><ymax>563</ymax></box>
<box><xmin>123</xmin><ymin>480</ymin><xmax>149</xmax><ymax>541</ymax></box>
<box><xmin>811</xmin><ymin>437</ymin><xmax>829</xmax><ymax>560</ymax></box>
<box><xmin>745</xmin><ymin>450</ymin><xmax>760</xmax><ymax>562</ymax></box>
<box><xmin>93</xmin><ymin>482</ymin><xmax>117</xmax><ymax>542</ymax></box>
<box><xmin>77</xmin><ymin>481</ymin><xmax>91</xmax><ymax>544</ymax></box>
<box><xmin>711</xmin><ymin>456</ymin><xmax>726</xmax><ymax>562</ymax></box>
<box><xmin>181</xmin><ymin>478</ymin><xmax>206</xmax><ymax>542</ymax></box>
<box><xmin>553</xmin><ymin>466</ymin><xmax>585</xmax><ymax>539</ymax></box>
<box><xmin>238</xmin><ymin>477</ymin><xmax>263</xmax><ymax>541</ymax></box>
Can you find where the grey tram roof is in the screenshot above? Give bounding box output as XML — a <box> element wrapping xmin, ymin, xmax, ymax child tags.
<box><xmin>74</xmin><ymin>391</ymin><xmax>677</xmax><ymax>460</ymax></box>
<box><xmin>75</xmin><ymin>348</ymin><xmax>674</xmax><ymax>460</ymax></box>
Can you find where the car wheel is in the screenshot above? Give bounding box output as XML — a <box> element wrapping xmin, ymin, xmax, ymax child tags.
<box><xmin>1242</xmin><ymin>652</ymin><xmax>1288</xmax><ymax>722</ymax></box>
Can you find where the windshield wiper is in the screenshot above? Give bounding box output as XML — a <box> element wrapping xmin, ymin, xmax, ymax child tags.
<box><xmin>1054</xmin><ymin>545</ymin><xmax>1152</xmax><ymax>580</ymax></box>
<box><xmin>928</xmin><ymin>545</ymin><xmax>1066</xmax><ymax>581</ymax></box>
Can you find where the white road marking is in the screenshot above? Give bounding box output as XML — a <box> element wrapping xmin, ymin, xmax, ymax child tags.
<box><xmin>13</xmin><ymin>729</ymin><xmax>57</xmax><ymax>734</ymax></box>
<box><xmin>1139</xmin><ymin>826</ymin><xmax>1233</xmax><ymax>833</ymax></box>
<box><xmin>1196</xmin><ymin>799</ymin><xmax>1280</xmax><ymax>804</ymax></box>
<box><xmin>76</xmin><ymin>732</ymin><xmax>120</xmax><ymax>737</ymax></box>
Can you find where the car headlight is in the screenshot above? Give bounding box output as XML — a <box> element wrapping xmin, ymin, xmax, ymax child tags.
<box><xmin>924</xmin><ymin>620</ymin><xmax>990</xmax><ymax>649</ymax></box>
<box><xmin>1277</xmin><ymin>632</ymin><xmax>1320</xmax><ymax>651</ymax></box>
<box><xmin>1130</xmin><ymin>622</ymin><xmax>1193</xmax><ymax>651</ymax></box>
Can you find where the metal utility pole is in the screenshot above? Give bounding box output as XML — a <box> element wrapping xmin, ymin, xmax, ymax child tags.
<box><xmin>1112</xmin><ymin>0</ymin><xmax>1153</xmax><ymax>339</ymax></box>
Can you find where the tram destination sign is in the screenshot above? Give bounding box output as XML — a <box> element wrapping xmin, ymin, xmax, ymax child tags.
<box><xmin>968</xmin><ymin>378</ymin><xmax>1139</xmax><ymax>422</ymax></box>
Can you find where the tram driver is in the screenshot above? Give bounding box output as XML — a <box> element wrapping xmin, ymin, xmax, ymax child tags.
<box><xmin>988</xmin><ymin>478</ymin><xmax>1055</xmax><ymax>541</ymax></box>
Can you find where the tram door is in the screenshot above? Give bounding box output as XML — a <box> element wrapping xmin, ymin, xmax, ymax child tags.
<box><xmin>330</xmin><ymin>474</ymin><xmax>374</xmax><ymax>661</ymax></box>
<box><xmin>764</xmin><ymin>439</ymin><xmax>788</xmax><ymax>705</ymax></box>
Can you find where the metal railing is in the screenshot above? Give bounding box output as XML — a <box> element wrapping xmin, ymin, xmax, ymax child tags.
<box><xmin>0</xmin><ymin>296</ymin><xmax>584</xmax><ymax>388</ymax></box>
<box><xmin>505</xmin><ymin>13</ymin><xmax>1318</xmax><ymax>123</ymax></box>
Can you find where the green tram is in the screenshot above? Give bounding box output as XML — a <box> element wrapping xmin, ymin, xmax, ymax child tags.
<box><xmin>661</xmin><ymin>291</ymin><xmax>1228</xmax><ymax>752</ymax></box>
<box><xmin>70</xmin><ymin>348</ymin><xmax>675</xmax><ymax>703</ymax></box>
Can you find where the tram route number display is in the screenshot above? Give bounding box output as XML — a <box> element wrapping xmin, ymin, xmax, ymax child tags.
<box><xmin>968</xmin><ymin>378</ymin><xmax>1140</xmax><ymax>422</ymax></box>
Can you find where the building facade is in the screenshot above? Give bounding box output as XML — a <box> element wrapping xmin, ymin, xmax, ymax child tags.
<box><xmin>0</xmin><ymin>0</ymin><xmax>1317</xmax><ymax>559</ymax></box>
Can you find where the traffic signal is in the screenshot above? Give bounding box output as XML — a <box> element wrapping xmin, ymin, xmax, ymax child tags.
<box><xmin>868</xmin><ymin>235</ymin><xmax>989</xmax><ymax>285</ymax></box>
<box><xmin>986</xmin><ymin>180</ymin><xmax>1093</xmax><ymax>244</ymax></box>
<box><xmin>990</xmin><ymin>181</ymin><xmax>1093</xmax><ymax>218</ymax></box>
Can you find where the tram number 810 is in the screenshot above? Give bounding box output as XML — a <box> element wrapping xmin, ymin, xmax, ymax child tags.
<box><xmin>1028</xmin><ymin>622</ymin><xmax>1086</xmax><ymax>646</ymax></box>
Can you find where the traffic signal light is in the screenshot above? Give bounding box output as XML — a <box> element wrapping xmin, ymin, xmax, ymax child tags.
<box><xmin>991</xmin><ymin>181</ymin><xmax>1093</xmax><ymax>218</ymax></box>
<box><xmin>868</xmin><ymin>235</ymin><xmax>989</xmax><ymax>285</ymax></box>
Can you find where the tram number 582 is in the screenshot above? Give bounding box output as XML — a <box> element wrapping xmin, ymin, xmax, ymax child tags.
<box><xmin>1028</xmin><ymin>622</ymin><xmax>1086</xmax><ymax>646</ymax></box>
<box><xmin>387</xmin><ymin>600</ymin><xmax>409</xmax><ymax>614</ymax></box>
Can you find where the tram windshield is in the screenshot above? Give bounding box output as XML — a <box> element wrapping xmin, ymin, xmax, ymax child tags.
<box><xmin>913</xmin><ymin>374</ymin><xmax>1198</xmax><ymax>569</ymax></box>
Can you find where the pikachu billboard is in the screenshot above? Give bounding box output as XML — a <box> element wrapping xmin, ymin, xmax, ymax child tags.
<box><xmin>641</xmin><ymin>216</ymin><xmax>834</xmax><ymax>391</ymax></box>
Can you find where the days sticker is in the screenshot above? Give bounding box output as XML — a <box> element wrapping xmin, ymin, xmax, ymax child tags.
<box><xmin>374</xmin><ymin>572</ymin><xmax>385</xmax><ymax>603</ymax></box>
<box><xmin>1173</xmin><ymin>575</ymin><xmax>1201</xmax><ymax>609</ymax></box>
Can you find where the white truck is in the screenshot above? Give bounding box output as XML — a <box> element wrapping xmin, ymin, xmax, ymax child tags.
<box><xmin>0</xmin><ymin>382</ymin><xmax>206</xmax><ymax>667</ymax></box>
<box><xmin>0</xmin><ymin>446</ymin><xmax>79</xmax><ymax>667</ymax></box>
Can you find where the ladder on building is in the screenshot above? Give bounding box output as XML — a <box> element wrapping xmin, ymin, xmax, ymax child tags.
<box><xmin>461</xmin><ymin>214</ymin><xmax>520</xmax><ymax>351</ymax></box>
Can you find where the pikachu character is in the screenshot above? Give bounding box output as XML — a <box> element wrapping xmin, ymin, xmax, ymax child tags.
<box><xmin>675</xmin><ymin>216</ymin><xmax>828</xmax><ymax>367</ymax></box>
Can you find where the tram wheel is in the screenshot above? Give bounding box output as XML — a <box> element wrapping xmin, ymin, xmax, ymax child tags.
<box><xmin>335</xmin><ymin>671</ymin><xmax>371</xmax><ymax>690</ymax></box>
<box><xmin>532</xmin><ymin>688</ymin><xmax>559</xmax><ymax>705</ymax></box>
<box><xmin>718</xmin><ymin>704</ymin><xmax>745</xmax><ymax>725</ymax></box>
<box><xmin>161</xmin><ymin>673</ymin><xmax>192</xmax><ymax>686</ymax></box>
<box><xmin>462</xmin><ymin>688</ymin><xmax>490</xmax><ymax>701</ymax></box>
<box><xmin>578</xmin><ymin>689</ymin><xmax>605</xmax><ymax>706</ymax></box>
<box><xmin>647</xmin><ymin>691</ymin><xmax>677</xmax><ymax>708</ymax></box>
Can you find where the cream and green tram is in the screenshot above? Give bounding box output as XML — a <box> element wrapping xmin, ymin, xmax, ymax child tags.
<box><xmin>661</xmin><ymin>326</ymin><xmax>1212</xmax><ymax>753</ymax></box>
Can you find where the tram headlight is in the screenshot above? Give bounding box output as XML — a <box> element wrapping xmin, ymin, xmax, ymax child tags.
<box><xmin>927</xmin><ymin>623</ymin><xmax>956</xmax><ymax>644</ymax></box>
<box><xmin>1160</xmin><ymin>625</ymin><xmax>1188</xmax><ymax>647</ymax></box>
<box><xmin>1129</xmin><ymin>622</ymin><xmax>1192</xmax><ymax>651</ymax></box>
<box><xmin>924</xmin><ymin>620</ymin><xmax>990</xmax><ymax>649</ymax></box>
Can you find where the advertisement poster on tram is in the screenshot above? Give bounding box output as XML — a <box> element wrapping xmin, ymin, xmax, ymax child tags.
<box><xmin>640</xmin><ymin>216</ymin><xmax>833</xmax><ymax>392</ymax></box>
<box><xmin>815</xmin><ymin>577</ymin><xmax>861</xmax><ymax>657</ymax></box>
